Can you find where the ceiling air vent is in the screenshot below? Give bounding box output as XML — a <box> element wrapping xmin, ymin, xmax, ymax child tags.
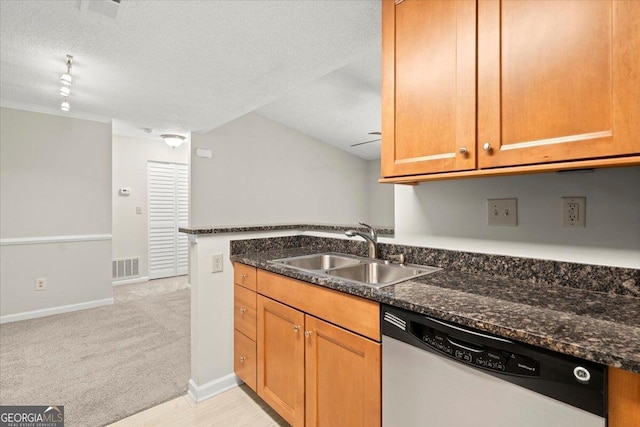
<box><xmin>80</xmin><ymin>0</ymin><xmax>127</xmax><ymax>22</ymax></box>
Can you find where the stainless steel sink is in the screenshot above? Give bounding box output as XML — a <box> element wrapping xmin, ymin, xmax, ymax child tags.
<box><xmin>269</xmin><ymin>252</ymin><xmax>441</xmax><ymax>288</ymax></box>
<box><xmin>269</xmin><ymin>253</ymin><xmax>363</xmax><ymax>271</ymax></box>
<box><xmin>325</xmin><ymin>262</ymin><xmax>441</xmax><ymax>288</ymax></box>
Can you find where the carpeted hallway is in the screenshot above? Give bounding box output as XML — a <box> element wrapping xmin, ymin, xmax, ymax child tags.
<box><xmin>0</xmin><ymin>277</ymin><xmax>190</xmax><ymax>426</ymax></box>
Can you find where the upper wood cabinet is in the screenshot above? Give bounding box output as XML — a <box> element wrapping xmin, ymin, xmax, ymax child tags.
<box><xmin>382</xmin><ymin>0</ymin><xmax>477</xmax><ymax>177</ymax></box>
<box><xmin>381</xmin><ymin>0</ymin><xmax>640</xmax><ymax>182</ymax></box>
<box><xmin>478</xmin><ymin>0</ymin><xmax>640</xmax><ymax>168</ymax></box>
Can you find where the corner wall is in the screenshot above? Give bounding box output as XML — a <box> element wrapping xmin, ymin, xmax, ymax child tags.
<box><xmin>191</xmin><ymin>112</ymin><xmax>369</xmax><ymax>226</ymax></box>
<box><xmin>394</xmin><ymin>166</ymin><xmax>640</xmax><ymax>268</ymax></box>
<box><xmin>112</xmin><ymin>135</ymin><xmax>190</xmax><ymax>281</ymax></box>
<box><xmin>0</xmin><ymin>107</ymin><xmax>113</xmax><ymax>321</ymax></box>
<box><xmin>367</xmin><ymin>159</ymin><xmax>394</xmax><ymax>226</ymax></box>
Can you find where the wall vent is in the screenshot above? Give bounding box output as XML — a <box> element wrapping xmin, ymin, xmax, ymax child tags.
<box><xmin>112</xmin><ymin>257</ymin><xmax>140</xmax><ymax>279</ymax></box>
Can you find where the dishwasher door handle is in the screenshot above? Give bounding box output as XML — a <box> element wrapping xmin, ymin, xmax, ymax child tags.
<box><xmin>447</xmin><ymin>336</ymin><xmax>485</xmax><ymax>353</ymax></box>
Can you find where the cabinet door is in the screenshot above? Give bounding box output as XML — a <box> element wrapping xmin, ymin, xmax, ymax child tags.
<box><xmin>381</xmin><ymin>0</ymin><xmax>476</xmax><ymax>177</ymax></box>
<box><xmin>608</xmin><ymin>367</ymin><xmax>640</xmax><ymax>427</ymax></box>
<box><xmin>478</xmin><ymin>0</ymin><xmax>640</xmax><ymax>168</ymax></box>
<box><xmin>234</xmin><ymin>330</ymin><xmax>257</xmax><ymax>392</ymax></box>
<box><xmin>257</xmin><ymin>296</ymin><xmax>305</xmax><ymax>427</ymax></box>
<box><xmin>305</xmin><ymin>315</ymin><xmax>381</xmax><ymax>427</ymax></box>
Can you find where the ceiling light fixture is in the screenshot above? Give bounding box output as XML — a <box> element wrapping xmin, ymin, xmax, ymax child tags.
<box><xmin>161</xmin><ymin>134</ymin><xmax>186</xmax><ymax>148</ymax></box>
<box><xmin>60</xmin><ymin>55</ymin><xmax>73</xmax><ymax>86</ymax></box>
<box><xmin>61</xmin><ymin>96</ymin><xmax>70</xmax><ymax>112</ymax></box>
<box><xmin>59</xmin><ymin>54</ymin><xmax>74</xmax><ymax>112</ymax></box>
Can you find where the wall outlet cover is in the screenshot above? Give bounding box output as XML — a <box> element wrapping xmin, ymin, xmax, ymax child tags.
<box><xmin>35</xmin><ymin>277</ymin><xmax>47</xmax><ymax>291</ymax></box>
<box><xmin>212</xmin><ymin>253</ymin><xmax>223</xmax><ymax>273</ymax></box>
<box><xmin>562</xmin><ymin>197</ymin><xmax>586</xmax><ymax>227</ymax></box>
<box><xmin>487</xmin><ymin>198</ymin><xmax>518</xmax><ymax>226</ymax></box>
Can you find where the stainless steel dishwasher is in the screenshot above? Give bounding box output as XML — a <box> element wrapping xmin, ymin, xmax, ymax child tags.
<box><xmin>382</xmin><ymin>304</ymin><xmax>606</xmax><ymax>427</ymax></box>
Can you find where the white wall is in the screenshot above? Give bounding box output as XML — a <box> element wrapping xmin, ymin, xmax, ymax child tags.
<box><xmin>0</xmin><ymin>107</ymin><xmax>113</xmax><ymax>320</ymax></box>
<box><xmin>112</xmin><ymin>135</ymin><xmax>190</xmax><ymax>280</ymax></box>
<box><xmin>191</xmin><ymin>112</ymin><xmax>369</xmax><ymax>226</ymax></box>
<box><xmin>367</xmin><ymin>159</ymin><xmax>394</xmax><ymax>226</ymax></box>
<box><xmin>394</xmin><ymin>166</ymin><xmax>640</xmax><ymax>268</ymax></box>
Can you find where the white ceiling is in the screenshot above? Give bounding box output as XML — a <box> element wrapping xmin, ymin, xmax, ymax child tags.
<box><xmin>0</xmin><ymin>0</ymin><xmax>382</xmax><ymax>159</ymax></box>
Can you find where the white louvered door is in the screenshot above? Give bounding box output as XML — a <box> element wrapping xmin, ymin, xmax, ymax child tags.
<box><xmin>148</xmin><ymin>162</ymin><xmax>189</xmax><ymax>279</ymax></box>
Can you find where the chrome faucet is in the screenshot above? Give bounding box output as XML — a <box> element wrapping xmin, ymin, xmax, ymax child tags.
<box><xmin>345</xmin><ymin>222</ymin><xmax>378</xmax><ymax>259</ymax></box>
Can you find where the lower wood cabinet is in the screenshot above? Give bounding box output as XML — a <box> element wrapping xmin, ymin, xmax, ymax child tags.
<box><xmin>234</xmin><ymin>329</ymin><xmax>257</xmax><ymax>392</ymax></box>
<box><xmin>254</xmin><ymin>272</ymin><xmax>381</xmax><ymax>427</ymax></box>
<box><xmin>256</xmin><ymin>295</ymin><xmax>381</xmax><ymax>427</ymax></box>
<box><xmin>305</xmin><ymin>315</ymin><xmax>381</xmax><ymax>427</ymax></box>
<box><xmin>609</xmin><ymin>367</ymin><xmax>640</xmax><ymax>427</ymax></box>
<box><xmin>233</xmin><ymin>263</ymin><xmax>258</xmax><ymax>392</ymax></box>
<box><xmin>257</xmin><ymin>296</ymin><xmax>305</xmax><ymax>426</ymax></box>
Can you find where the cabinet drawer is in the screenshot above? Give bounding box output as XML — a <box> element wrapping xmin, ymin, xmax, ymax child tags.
<box><xmin>257</xmin><ymin>270</ymin><xmax>380</xmax><ymax>341</ymax></box>
<box><xmin>234</xmin><ymin>330</ymin><xmax>257</xmax><ymax>392</ymax></box>
<box><xmin>234</xmin><ymin>284</ymin><xmax>257</xmax><ymax>340</ymax></box>
<box><xmin>234</xmin><ymin>263</ymin><xmax>257</xmax><ymax>291</ymax></box>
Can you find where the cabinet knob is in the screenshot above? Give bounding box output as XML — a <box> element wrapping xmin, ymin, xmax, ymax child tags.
<box><xmin>459</xmin><ymin>147</ymin><xmax>468</xmax><ymax>155</ymax></box>
<box><xmin>239</xmin><ymin>307</ymin><xmax>246</xmax><ymax>314</ymax></box>
<box><xmin>240</xmin><ymin>274</ymin><xmax>247</xmax><ymax>282</ymax></box>
<box><xmin>240</xmin><ymin>356</ymin><xmax>247</xmax><ymax>363</ymax></box>
<box><xmin>482</xmin><ymin>142</ymin><xmax>493</xmax><ymax>152</ymax></box>
<box><xmin>293</xmin><ymin>325</ymin><xmax>301</xmax><ymax>332</ymax></box>
<box><xmin>304</xmin><ymin>330</ymin><xmax>313</xmax><ymax>337</ymax></box>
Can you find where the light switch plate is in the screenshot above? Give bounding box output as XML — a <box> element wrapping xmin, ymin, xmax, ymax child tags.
<box><xmin>487</xmin><ymin>198</ymin><xmax>518</xmax><ymax>226</ymax></box>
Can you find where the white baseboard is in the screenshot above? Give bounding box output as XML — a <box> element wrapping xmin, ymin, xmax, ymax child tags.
<box><xmin>0</xmin><ymin>298</ymin><xmax>114</xmax><ymax>324</ymax></box>
<box><xmin>187</xmin><ymin>374</ymin><xmax>241</xmax><ymax>403</ymax></box>
<box><xmin>112</xmin><ymin>276</ymin><xmax>149</xmax><ymax>286</ymax></box>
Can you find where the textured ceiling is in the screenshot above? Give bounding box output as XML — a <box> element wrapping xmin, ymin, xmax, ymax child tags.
<box><xmin>0</xmin><ymin>0</ymin><xmax>381</xmax><ymax>158</ymax></box>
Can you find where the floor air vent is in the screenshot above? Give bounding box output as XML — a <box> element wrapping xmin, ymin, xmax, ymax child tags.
<box><xmin>112</xmin><ymin>257</ymin><xmax>140</xmax><ymax>279</ymax></box>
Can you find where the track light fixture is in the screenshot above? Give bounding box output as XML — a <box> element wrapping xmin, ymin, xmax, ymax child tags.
<box><xmin>61</xmin><ymin>96</ymin><xmax>70</xmax><ymax>112</ymax></box>
<box><xmin>59</xmin><ymin>54</ymin><xmax>73</xmax><ymax>111</ymax></box>
<box><xmin>60</xmin><ymin>55</ymin><xmax>73</xmax><ymax>86</ymax></box>
<box><xmin>161</xmin><ymin>134</ymin><xmax>186</xmax><ymax>148</ymax></box>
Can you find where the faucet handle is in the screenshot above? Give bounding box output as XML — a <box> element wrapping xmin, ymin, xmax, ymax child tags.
<box><xmin>388</xmin><ymin>254</ymin><xmax>406</xmax><ymax>266</ymax></box>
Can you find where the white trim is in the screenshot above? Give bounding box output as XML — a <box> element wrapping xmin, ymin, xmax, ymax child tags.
<box><xmin>0</xmin><ymin>298</ymin><xmax>114</xmax><ymax>324</ymax></box>
<box><xmin>112</xmin><ymin>276</ymin><xmax>149</xmax><ymax>286</ymax></box>
<box><xmin>501</xmin><ymin>130</ymin><xmax>613</xmax><ymax>151</ymax></box>
<box><xmin>187</xmin><ymin>374</ymin><xmax>241</xmax><ymax>403</ymax></box>
<box><xmin>396</xmin><ymin>152</ymin><xmax>456</xmax><ymax>164</ymax></box>
<box><xmin>0</xmin><ymin>234</ymin><xmax>112</xmax><ymax>246</ymax></box>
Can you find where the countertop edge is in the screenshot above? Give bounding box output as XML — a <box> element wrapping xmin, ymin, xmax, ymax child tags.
<box><xmin>179</xmin><ymin>223</ymin><xmax>394</xmax><ymax>236</ymax></box>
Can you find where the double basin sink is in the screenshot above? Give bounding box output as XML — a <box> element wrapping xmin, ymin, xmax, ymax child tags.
<box><xmin>269</xmin><ymin>253</ymin><xmax>441</xmax><ymax>289</ymax></box>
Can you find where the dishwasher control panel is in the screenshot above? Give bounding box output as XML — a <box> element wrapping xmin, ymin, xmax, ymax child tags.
<box><xmin>410</xmin><ymin>322</ymin><xmax>540</xmax><ymax>377</ymax></box>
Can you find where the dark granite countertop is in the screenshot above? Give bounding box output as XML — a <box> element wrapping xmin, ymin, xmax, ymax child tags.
<box><xmin>231</xmin><ymin>247</ymin><xmax>640</xmax><ymax>373</ymax></box>
<box><xmin>179</xmin><ymin>223</ymin><xmax>394</xmax><ymax>236</ymax></box>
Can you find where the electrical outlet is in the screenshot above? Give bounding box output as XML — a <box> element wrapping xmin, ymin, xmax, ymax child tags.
<box><xmin>35</xmin><ymin>277</ymin><xmax>47</xmax><ymax>291</ymax></box>
<box><xmin>212</xmin><ymin>253</ymin><xmax>224</xmax><ymax>273</ymax></box>
<box><xmin>487</xmin><ymin>198</ymin><xmax>518</xmax><ymax>226</ymax></box>
<box><xmin>562</xmin><ymin>197</ymin><xmax>586</xmax><ymax>227</ymax></box>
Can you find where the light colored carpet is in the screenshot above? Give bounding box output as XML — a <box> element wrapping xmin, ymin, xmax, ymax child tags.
<box><xmin>0</xmin><ymin>277</ymin><xmax>190</xmax><ymax>426</ymax></box>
